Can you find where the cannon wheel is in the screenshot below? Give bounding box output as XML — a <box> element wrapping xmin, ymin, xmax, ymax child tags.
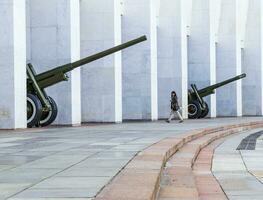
<box><xmin>188</xmin><ymin>101</ymin><xmax>202</xmax><ymax>119</ymax></box>
<box><xmin>39</xmin><ymin>96</ymin><xmax>58</xmax><ymax>127</ymax></box>
<box><xmin>199</xmin><ymin>102</ymin><xmax>209</xmax><ymax>118</ymax></box>
<box><xmin>27</xmin><ymin>94</ymin><xmax>43</xmax><ymax>128</ymax></box>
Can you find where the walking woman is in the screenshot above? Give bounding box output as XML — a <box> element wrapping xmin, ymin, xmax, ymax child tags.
<box><xmin>166</xmin><ymin>91</ymin><xmax>184</xmax><ymax>123</ymax></box>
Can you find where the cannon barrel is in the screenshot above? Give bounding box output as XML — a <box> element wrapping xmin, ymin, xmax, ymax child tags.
<box><xmin>71</xmin><ymin>36</ymin><xmax>147</xmax><ymax>69</ymax></box>
<box><xmin>35</xmin><ymin>35</ymin><xmax>147</xmax><ymax>82</ymax></box>
<box><xmin>198</xmin><ymin>73</ymin><xmax>246</xmax><ymax>97</ymax></box>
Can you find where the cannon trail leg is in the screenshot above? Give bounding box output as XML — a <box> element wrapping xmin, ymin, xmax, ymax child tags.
<box><xmin>199</xmin><ymin>102</ymin><xmax>209</xmax><ymax>118</ymax></box>
<box><xmin>27</xmin><ymin>94</ymin><xmax>43</xmax><ymax>128</ymax></box>
<box><xmin>188</xmin><ymin>100</ymin><xmax>202</xmax><ymax>119</ymax></box>
<box><xmin>39</xmin><ymin>96</ymin><xmax>58</xmax><ymax>127</ymax></box>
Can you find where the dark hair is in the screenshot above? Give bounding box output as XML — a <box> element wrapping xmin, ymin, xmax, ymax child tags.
<box><xmin>171</xmin><ymin>91</ymin><xmax>177</xmax><ymax>98</ymax></box>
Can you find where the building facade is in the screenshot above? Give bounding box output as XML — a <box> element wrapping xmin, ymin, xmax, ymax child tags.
<box><xmin>0</xmin><ymin>0</ymin><xmax>262</xmax><ymax>129</ymax></box>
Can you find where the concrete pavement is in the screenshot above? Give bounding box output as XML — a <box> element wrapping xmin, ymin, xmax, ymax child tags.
<box><xmin>0</xmin><ymin>117</ymin><xmax>262</xmax><ymax>199</ymax></box>
<box><xmin>213</xmin><ymin>129</ymin><xmax>263</xmax><ymax>200</ymax></box>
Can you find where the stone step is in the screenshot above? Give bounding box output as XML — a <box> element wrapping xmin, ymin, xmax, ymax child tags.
<box><xmin>193</xmin><ymin>139</ymin><xmax>228</xmax><ymax>200</ymax></box>
<box><xmin>95</xmin><ymin>121</ymin><xmax>263</xmax><ymax>200</ymax></box>
<box><xmin>158</xmin><ymin>131</ymin><xmax>229</xmax><ymax>200</ymax></box>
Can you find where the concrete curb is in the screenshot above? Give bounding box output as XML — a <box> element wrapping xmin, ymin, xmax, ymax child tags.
<box><xmin>95</xmin><ymin>121</ymin><xmax>263</xmax><ymax>200</ymax></box>
<box><xmin>193</xmin><ymin>138</ymin><xmax>227</xmax><ymax>200</ymax></box>
<box><xmin>158</xmin><ymin>126</ymin><xmax>242</xmax><ymax>199</ymax></box>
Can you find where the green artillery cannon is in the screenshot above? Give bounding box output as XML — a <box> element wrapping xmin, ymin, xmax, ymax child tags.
<box><xmin>188</xmin><ymin>73</ymin><xmax>246</xmax><ymax>119</ymax></box>
<box><xmin>27</xmin><ymin>36</ymin><xmax>147</xmax><ymax>128</ymax></box>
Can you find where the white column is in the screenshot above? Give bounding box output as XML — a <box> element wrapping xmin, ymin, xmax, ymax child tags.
<box><xmin>261</xmin><ymin>1</ymin><xmax>263</xmax><ymax>115</ymax></box>
<box><xmin>158</xmin><ymin>0</ymin><xmax>189</xmax><ymax>119</ymax></box>
<box><xmin>0</xmin><ymin>0</ymin><xmax>26</xmax><ymax>129</ymax></box>
<box><xmin>80</xmin><ymin>0</ymin><xmax>122</xmax><ymax>123</ymax></box>
<box><xmin>216</xmin><ymin>0</ymin><xmax>245</xmax><ymax>117</ymax></box>
<box><xmin>157</xmin><ymin>0</ymin><xmax>187</xmax><ymax>119</ymax></box>
<box><xmin>150</xmin><ymin>0</ymin><xmax>159</xmax><ymax>121</ymax></box>
<box><xmin>28</xmin><ymin>0</ymin><xmax>81</xmax><ymax>125</ymax></box>
<box><xmin>188</xmin><ymin>0</ymin><xmax>217</xmax><ymax>117</ymax></box>
<box><xmin>157</xmin><ymin>0</ymin><xmax>176</xmax><ymax>119</ymax></box>
<box><xmin>242</xmin><ymin>0</ymin><xmax>262</xmax><ymax>115</ymax></box>
<box><xmin>122</xmin><ymin>0</ymin><xmax>158</xmax><ymax>120</ymax></box>
<box><xmin>179</xmin><ymin>0</ymin><xmax>191</xmax><ymax>119</ymax></box>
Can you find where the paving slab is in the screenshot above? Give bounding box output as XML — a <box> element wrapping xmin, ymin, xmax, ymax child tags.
<box><xmin>56</xmin><ymin>167</ymin><xmax>120</xmax><ymax>177</ymax></box>
<box><xmin>212</xmin><ymin>128</ymin><xmax>263</xmax><ymax>200</ymax></box>
<box><xmin>256</xmin><ymin>135</ymin><xmax>263</xmax><ymax>150</ymax></box>
<box><xmin>0</xmin><ymin>117</ymin><xmax>262</xmax><ymax>199</ymax></box>
<box><xmin>242</xmin><ymin>150</ymin><xmax>263</xmax><ymax>182</ymax></box>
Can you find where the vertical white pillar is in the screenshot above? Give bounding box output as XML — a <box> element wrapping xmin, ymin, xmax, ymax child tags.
<box><xmin>70</xmin><ymin>0</ymin><xmax>81</xmax><ymax>125</ymax></box>
<box><xmin>114</xmin><ymin>0</ymin><xmax>123</xmax><ymax>122</ymax></box>
<box><xmin>157</xmin><ymin>0</ymin><xmax>176</xmax><ymax>119</ymax></box>
<box><xmin>180</xmin><ymin>0</ymin><xmax>190</xmax><ymax>119</ymax></box>
<box><xmin>122</xmin><ymin>0</ymin><xmax>158</xmax><ymax>120</ymax></box>
<box><xmin>28</xmin><ymin>0</ymin><xmax>81</xmax><ymax>125</ymax></box>
<box><xmin>0</xmin><ymin>0</ymin><xmax>26</xmax><ymax>129</ymax></box>
<box><xmin>213</xmin><ymin>0</ymin><xmax>222</xmax><ymax>117</ymax></box>
<box><xmin>242</xmin><ymin>0</ymin><xmax>262</xmax><ymax>115</ymax></box>
<box><xmin>150</xmin><ymin>0</ymin><xmax>158</xmax><ymax>121</ymax></box>
<box><xmin>26</xmin><ymin>0</ymin><xmax>31</xmax><ymax>63</ymax></box>
<box><xmin>170</xmin><ymin>0</ymin><xmax>189</xmax><ymax>119</ymax></box>
<box><xmin>261</xmin><ymin>1</ymin><xmax>263</xmax><ymax>115</ymax></box>
<box><xmin>188</xmin><ymin>0</ymin><xmax>217</xmax><ymax>117</ymax></box>
<box><xmin>80</xmin><ymin>0</ymin><xmax>122</xmax><ymax>123</ymax></box>
<box><xmin>157</xmin><ymin>0</ymin><xmax>188</xmax><ymax>119</ymax></box>
<box><xmin>216</xmin><ymin>0</ymin><xmax>244</xmax><ymax>117</ymax></box>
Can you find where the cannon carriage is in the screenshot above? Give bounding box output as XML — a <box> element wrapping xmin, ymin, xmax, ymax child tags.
<box><xmin>188</xmin><ymin>73</ymin><xmax>246</xmax><ymax>119</ymax></box>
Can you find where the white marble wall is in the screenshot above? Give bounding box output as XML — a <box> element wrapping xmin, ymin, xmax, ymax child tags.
<box><xmin>216</xmin><ymin>0</ymin><xmax>245</xmax><ymax>117</ymax></box>
<box><xmin>0</xmin><ymin>0</ymin><xmax>26</xmax><ymax>129</ymax></box>
<box><xmin>158</xmin><ymin>0</ymin><xmax>190</xmax><ymax>119</ymax></box>
<box><xmin>80</xmin><ymin>0</ymin><xmax>122</xmax><ymax>122</ymax></box>
<box><xmin>188</xmin><ymin>0</ymin><xmax>218</xmax><ymax>117</ymax></box>
<box><xmin>242</xmin><ymin>0</ymin><xmax>263</xmax><ymax>115</ymax></box>
<box><xmin>2</xmin><ymin>0</ymin><xmax>263</xmax><ymax>130</ymax></box>
<box><xmin>27</xmin><ymin>0</ymin><xmax>81</xmax><ymax>125</ymax></box>
<box><xmin>122</xmin><ymin>0</ymin><xmax>158</xmax><ymax>120</ymax></box>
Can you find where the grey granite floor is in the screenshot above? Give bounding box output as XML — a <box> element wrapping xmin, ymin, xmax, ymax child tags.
<box><xmin>0</xmin><ymin>117</ymin><xmax>262</xmax><ymax>199</ymax></box>
<box><xmin>213</xmin><ymin>128</ymin><xmax>263</xmax><ymax>200</ymax></box>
